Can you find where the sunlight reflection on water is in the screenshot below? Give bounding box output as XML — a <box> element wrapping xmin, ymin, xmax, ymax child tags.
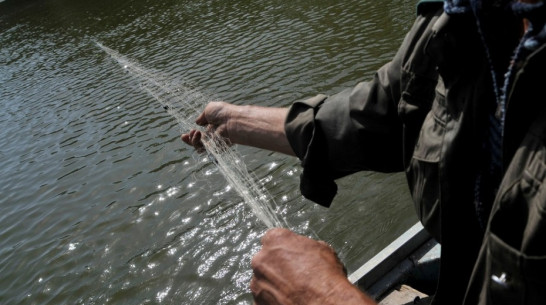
<box><xmin>0</xmin><ymin>0</ymin><xmax>416</xmax><ymax>303</ymax></box>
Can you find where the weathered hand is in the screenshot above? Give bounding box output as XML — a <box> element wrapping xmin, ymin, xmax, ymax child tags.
<box><xmin>250</xmin><ymin>228</ymin><xmax>376</xmax><ymax>305</ymax></box>
<box><xmin>181</xmin><ymin>101</ymin><xmax>233</xmax><ymax>152</ymax></box>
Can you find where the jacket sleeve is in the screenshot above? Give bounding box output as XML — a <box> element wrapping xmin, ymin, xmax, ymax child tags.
<box><xmin>285</xmin><ymin>8</ymin><xmax>441</xmax><ymax>207</ymax></box>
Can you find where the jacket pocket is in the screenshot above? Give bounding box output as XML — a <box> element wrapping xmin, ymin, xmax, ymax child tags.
<box><xmin>484</xmin><ymin>124</ymin><xmax>546</xmax><ymax>304</ymax></box>
<box><xmin>406</xmin><ymin>83</ymin><xmax>446</xmax><ymax>242</ymax></box>
<box><xmin>486</xmin><ymin>232</ymin><xmax>546</xmax><ymax>305</ymax></box>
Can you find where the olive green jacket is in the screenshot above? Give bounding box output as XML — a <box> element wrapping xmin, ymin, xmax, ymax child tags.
<box><xmin>285</xmin><ymin>2</ymin><xmax>546</xmax><ymax>305</ymax></box>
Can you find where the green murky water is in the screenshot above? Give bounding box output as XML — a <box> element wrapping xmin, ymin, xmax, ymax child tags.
<box><xmin>0</xmin><ymin>0</ymin><xmax>417</xmax><ymax>304</ymax></box>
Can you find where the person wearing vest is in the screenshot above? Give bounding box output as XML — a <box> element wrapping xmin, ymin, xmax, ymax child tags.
<box><xmin>182</xmin><ymin>0</ymin><xmax>546</xmax><ymax>304</ymax></box>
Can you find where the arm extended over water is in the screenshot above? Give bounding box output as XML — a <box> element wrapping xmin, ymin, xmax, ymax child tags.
<box><xmin>181</xmin><ymin>101</ymin><xmax>296</xmax><ymax>156</ymax></box>
<box><xmin>181</xmin><ymin>104</ymin><xmax>378</xmax><ymax>304</ymax></box>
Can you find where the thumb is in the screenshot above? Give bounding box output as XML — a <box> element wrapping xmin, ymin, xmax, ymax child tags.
<box><xmin>195</xmin><ymin>111</ymin><xmax>208</xmax><ymax>126</ymax></box>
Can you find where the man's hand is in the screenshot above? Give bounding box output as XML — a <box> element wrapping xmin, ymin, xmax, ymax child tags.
<box><xmin>250</xmin><ymin>228</ymin><xmax>376</xmax><ymax>305</ymax></box>
<box><xmin>181</xmin><ymin>101</ymin><xmax>233</xmax><ymax>152</ymax></box>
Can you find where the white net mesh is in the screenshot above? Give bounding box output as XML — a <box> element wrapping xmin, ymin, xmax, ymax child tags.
<box><xmin>96</xmin><ymin>41</ymin><xmax>287</xmax><ymax>229</ymax></box>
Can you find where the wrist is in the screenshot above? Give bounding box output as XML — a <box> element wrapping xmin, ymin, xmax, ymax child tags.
<box><xmin>224</xmin><ymin>104</ymin><xmax>251</xmax><ymax>145</ymax></box>
<box><xmin>319</xmin><ymin>277</ymin><xmax>376</xmax><ymax>305</ymax></box>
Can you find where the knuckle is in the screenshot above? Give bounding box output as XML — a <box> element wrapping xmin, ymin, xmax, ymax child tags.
<box><xmin>251</xmin><ymin>250</ymin><xmax>266</xmax><ymax>270</ymax></box>
<box><xmin>261</xmin><ymin>228</ymin><xmax>291</xmax><ymax>244</ymax></box>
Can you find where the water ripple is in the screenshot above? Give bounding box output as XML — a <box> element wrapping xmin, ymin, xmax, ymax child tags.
<box><xmin>0</xmin><ymin>0</ymin><xmax>416</xmax><ymax>304</ymax></box>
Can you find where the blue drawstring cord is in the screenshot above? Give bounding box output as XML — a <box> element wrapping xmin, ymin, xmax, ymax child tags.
<box><xmin>443</xmin><ymin>0</ymin><xmax>546</xmax><ymax>228</ymax></box>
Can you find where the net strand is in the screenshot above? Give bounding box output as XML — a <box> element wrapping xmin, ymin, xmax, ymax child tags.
<box><xmin>96</xmin><ymin>41</ymin><xmax>287</xmax><ymax>229</ymax></box>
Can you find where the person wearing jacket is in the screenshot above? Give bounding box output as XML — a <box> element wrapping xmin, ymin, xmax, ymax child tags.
<box><xmin>182</xmin><ymin>0</ymin><xmax>546</xmax><ymax>304</ymax></box>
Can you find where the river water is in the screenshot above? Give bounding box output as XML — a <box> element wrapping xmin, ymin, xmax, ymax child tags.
<box><xmin>0</xmin><ymin>0</ymin><xmax>417</xmax><ymax>304</ymax></box>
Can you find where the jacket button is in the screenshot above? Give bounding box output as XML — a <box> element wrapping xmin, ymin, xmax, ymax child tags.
<box><xmin>491</xmin><ymin>272</ymin><xmax>509</xmax><ymax>287</ymax></box>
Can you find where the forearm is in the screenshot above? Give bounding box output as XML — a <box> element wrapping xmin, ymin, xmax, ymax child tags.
<box><xmin>227</xmin><ymin>105</ymin><xmax>296</xmax><ymax>156</ymax></box>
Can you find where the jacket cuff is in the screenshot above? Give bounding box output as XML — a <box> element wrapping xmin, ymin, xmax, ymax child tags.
<box><xmin>284</xmin><ymin>94</ymin><xmax>337</xmax><ymax>207</ymax></box>
<box><xmin>285</xmin><ymin>94</ymin><xmax>328</xmax><ymax>160</ymax></box>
